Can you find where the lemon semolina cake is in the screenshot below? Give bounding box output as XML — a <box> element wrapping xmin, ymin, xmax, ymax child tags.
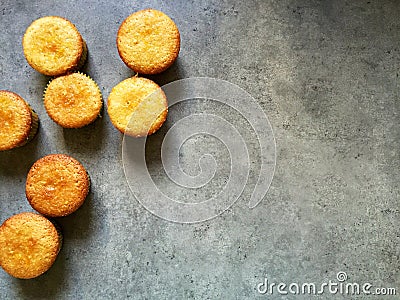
<box><xmin>117</xmin><ymin>9</ymin><xmax>180</xmax><ymax>74</ymax></box>
<box><xmin>23</xmin><ymin>16</ymin><xmax>87</xmax><ymax>76</ymax></box>
<box><xmin>107</xmin><ymin>77</ymin><xmax>168</xmax><ymax>137</ymax></box>
<box><xmin>26</xmin><ymin>154</ymin><xmax>90</xmax><ymax>217</ymax></box>
<box><xmin>0</xmin><ymin>90</ymin><xmax>39</xmax><ymax>151</ymax></box>
<box><xmin>0</xmin><ymin>212</ymin><xmax>62</xmax><ymax>279</ymax></box>
<box><xmin>43</xmin><ymin>72</ymin><xmax>102</xmax><ymax>128</ymax></box>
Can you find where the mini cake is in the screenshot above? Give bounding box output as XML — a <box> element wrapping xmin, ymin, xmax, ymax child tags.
<box><xmin>26</xmin><ymin>154</ymin><xmax>90</xmax><ymax>217</ymax></box>
<box><xmin>0</xmin><ymin>212</ymin><xmax>62</xmax><ymax>279</ymax></box>
<box><xmin>117</xmin><ymin>9</ymin><xmax>180</xmax><ymax>74</ymax></box>
<box><xmin>0</xmin><ymin>90</ymin><xmax>39</xmax><ymax>151</ymax></box>
<box><xmin>107</xmin><ymin>77</ymin><xmax>168</xmax><ymax>137</ymax></box>
<box><xmin>43</xmin><ymin>73</ymin><xmax>102</xmax><ymax>128</ymax></box>
<box><xmin>23</xmin><ymin>16</ymin><xmax>87</xmax><ymax>76</ymax></box>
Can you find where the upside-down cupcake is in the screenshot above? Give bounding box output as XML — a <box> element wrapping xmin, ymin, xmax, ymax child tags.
<box><xmin>23</xmin><ymin>16</ymin><xmax>87</xmax><ymax>76</ymax></box>
<box><xmin>117</xmin><ymin>9</ymin><xmax>180</xmax><ymax>74</ymax></box>
<box><xmin>0</xmin><ymin>212</ymin><xmax>62</xmax><ymax>279</ymax></box>
<box><xmin>0</xmin><ymin>90</ymin><xmax>39</xmax><ymax>151</ymax></box>
<box><xmin>107</xmin><ymin>76</ymin><xmax>168</xmax><ymax>137</ymax></box>
<box><xmin>43</xmin><ymin>72</ymin><xmax>102</xmax><ymax>128</ymax></box>
<box><xmin>26</xmin><ymin>154</ymin><xmax>90</xmax><ymax>217</ymax></box>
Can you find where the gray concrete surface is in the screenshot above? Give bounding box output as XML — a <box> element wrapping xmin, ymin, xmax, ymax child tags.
<box><xmin>0</xmin><ymin>0</ymin><xmax>399</xmax><ymax>299</ymax></box>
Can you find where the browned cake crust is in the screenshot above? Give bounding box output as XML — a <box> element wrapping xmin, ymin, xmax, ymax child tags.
<box><xmin>0</xmin><ymin>212</ymin><xmax>62</xmax><ymax>279</ymax></box>
<box><xmin>26</xmin><ymin>154</ymin><xmax>90</xmax><ymax>217</ymax></box>
<box><xmin>0</xmin><ymin>90</ymin><xmax>39</xmax><ymax>151</ymax></box>
<box><xmin>117</xmin><ymin>9</ymin><xmax>180</xmax><ymax>74</ymax></box>
<box><xmin>107</xmin><ymin>77</ymin><xmax>168</xmax><ymax>137</ymax></box>
<box><xmin>23</xmin><ymin>16</ymin><xmax>86</xmax><ymax>76</ymax></box>
<box><xmin>43</xmin><ymin>72</ymin><xmax>102</xmax><ymax>128</ymax></box>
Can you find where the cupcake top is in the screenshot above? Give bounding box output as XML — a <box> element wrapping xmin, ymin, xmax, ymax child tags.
<box><xmin>0</xmin><ymin>90</ymin><xmax>34</xmax><ymax>151</ymax></box>
<box><xmin>117</xmin><ymin>9</ymin><xmax>180</xmax><ymax>74</ymax></box>
<box><xmin>107</xmin><ymin>77</ymin><xmax>168</xmax><ymax>137</ymax></box>
<box><xmin>26</xmin><ymin>154</ymin><xmax>90</xmax><ymax>217</ymax></box>
<box><xmin>44</xmin><ymin>72</ymin><xmax>102</xmax><ymax>128</ymax></box>
<box><xmin>23</xmin><ymin>16</ymin><xmax>85</xmax><ymax>76</ymax></box>
<box><xmin>0</xmin><ymin>212</ymin><xmax>62</xmax><ymax>279</ymax></box>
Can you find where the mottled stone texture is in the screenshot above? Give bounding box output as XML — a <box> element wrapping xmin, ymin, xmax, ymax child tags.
<box><xmin>0</xmin><ymin>0</ymin><xmax>399</xmax><ymax>299</ymax></box>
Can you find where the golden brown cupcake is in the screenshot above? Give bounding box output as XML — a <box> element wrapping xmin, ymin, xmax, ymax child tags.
<box><xmin>44</xmin><ymin>72</ymin><xmax>102</xmax><ymax>128</ymax></box>
<box><xmin>0</xmin><ymin>212</ymin><xmax>62</xmax><ymax>279</ymax></box>
<box><xmin>23</xmin><ymin>16</ymin><xmax>87</xmax><ymax>76</ymax></box>
<box><xmin>0</xmin><ymin>90</ymin><xmax>39</xmax><ymax>151</ymax></box>
<box><xmin>107</xmin><ymin>76</ymin><xmax>168</xmax><ymax>137</ymax></box>
<box><xmin>26</xmin><ymin>154</ymin><xmax>90</xmax><ymax>217</ymax></box>
<box><xmin>117</xmin><ymin>9</ymin><xmax>180</xmax><ymax>74</ymax></box>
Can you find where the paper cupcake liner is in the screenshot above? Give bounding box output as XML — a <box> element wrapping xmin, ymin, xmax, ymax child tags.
<box><xmin>16</xmin><ymin>105</ymin><xmax>39</xmax><ymax>148</ymax></box>
<box><xmin>27</xmin><ymin>109</ymin><xmax>39</xmax><ymax>141</ymax></box>
<box><xmin>48</xmin><ymin>218</ymin><xmax>63</xmax><ymax>255</ymax></box>
<box><xmin>86</xmin><ymin>170</ymin><xmax>91</xmax><ymax>194</ymax></box>
<box><xmin>76</xmin><ymin>40</ymin><xmax>88</xmax><ymax>71</ymax></box>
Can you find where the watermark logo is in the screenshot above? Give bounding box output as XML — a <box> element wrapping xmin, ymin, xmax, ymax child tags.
<box><xmin>257</xmin><ymin>272</ymin><xmax>397</xmax><ymax>296</ymax></box>
<box><xmin>122</xmin><ymin>77</ymin><xmax>276</xmax><ymax>223</ymax></box>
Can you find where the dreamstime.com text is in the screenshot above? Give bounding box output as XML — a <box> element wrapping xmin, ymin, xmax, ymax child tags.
<box><xmin>257</xmin><ymin>272</ymin><xmax>396</xmax><ymax>296</ymax></box>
